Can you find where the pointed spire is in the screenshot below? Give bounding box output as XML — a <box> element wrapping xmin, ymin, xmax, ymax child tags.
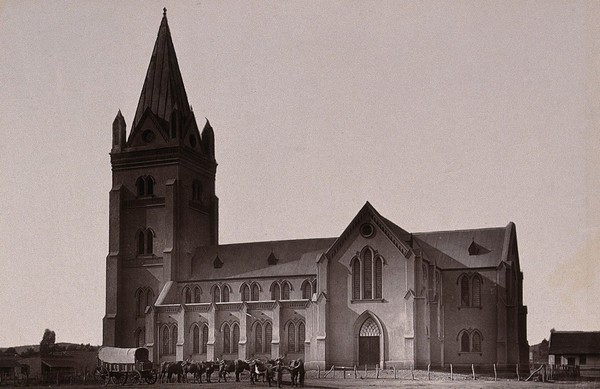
<box><xmin>132</xmin><ymin>9</ymin><xmax>191</xmax><ymax>131</ymax></box>
<box><xmin>112</xmin><ymin>110</ymin><xmax>127</xmax><ymax>152</ymax></box>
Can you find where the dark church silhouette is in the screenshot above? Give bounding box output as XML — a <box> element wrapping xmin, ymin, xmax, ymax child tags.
<box><xmin>103</xmin><ymin>10</ymin><xmax>529</xmax><ymax>370</ymax></box>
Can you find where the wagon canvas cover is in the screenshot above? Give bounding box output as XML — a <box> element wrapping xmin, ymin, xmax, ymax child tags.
<box><xmin>98</xmin><ymin>347</ymin><xmax>148</xmax><ymax>364</ymax></box>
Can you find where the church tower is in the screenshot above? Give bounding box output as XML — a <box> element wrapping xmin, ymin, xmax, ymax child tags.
<box><xmin>103</xmin><ymin>9</ymin><xmax>218</xmax><ymax>347</ymax></box>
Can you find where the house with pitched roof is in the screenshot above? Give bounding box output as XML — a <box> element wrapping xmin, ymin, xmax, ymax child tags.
<box><xmin>103</xmin><ymin>9</ymin><xmax>529</xmax><ymax>371</ymax></box>
<box><xmin>549</xmin><ymin>331</ymin><xmax>600</xmax><ymax>377</ymax></box>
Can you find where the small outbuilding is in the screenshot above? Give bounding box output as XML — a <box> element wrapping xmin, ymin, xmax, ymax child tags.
<box><xmin>548</xmin><ymin>331</ymin><xmax>600</xmax><ymax>378</ymax></box>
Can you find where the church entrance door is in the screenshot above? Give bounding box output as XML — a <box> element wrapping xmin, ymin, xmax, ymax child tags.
<box><xmin>358</xmin><ymin>317</ymin><xmax>380</xmax><ymax>366</ymax></box>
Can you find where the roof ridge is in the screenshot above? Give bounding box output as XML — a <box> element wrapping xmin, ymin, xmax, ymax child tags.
<box><xmin>198</xmin><ymin>236</ymin><xmax>338</xmax><ymax>249</ymax></box>
<box><xmin>413</xmin><ymin>225</ymin><xmax>508</xmax><ymax>235</ymax></box>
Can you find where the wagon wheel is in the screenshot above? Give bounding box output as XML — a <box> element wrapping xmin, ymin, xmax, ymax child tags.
<box><xmin>111</xmin><ymin>372</ymin><xmax>128</xmax><ymax>386</ymax></box>
<box><xmin>145</xmin><ymin>369</ymin><xmax>158</xmax><ymax>385</ymax></box>
<box><xmin>94</xmin><ymin>366</ymin><xmax>110</xmax><ymax>386</ymax></box>
<box><xmin>130</xmin><ymin>370</ymin><xmax>142</xmax><ymax>385</ymax></box>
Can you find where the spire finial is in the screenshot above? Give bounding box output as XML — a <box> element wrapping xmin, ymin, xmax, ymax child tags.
<box><xmin>163</xmin><ymin>7</ymin><xmax>167</xmax><ymax>17</ymax></box>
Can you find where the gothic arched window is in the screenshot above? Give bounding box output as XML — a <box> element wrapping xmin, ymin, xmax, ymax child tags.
<box><xmin>302</xmin><ymin>280</ymin><xmax>312</xmax><ymax>300</ymax></box>
<box><xmin>287</xmin><ymin>322</ymin><xmax>296</xmax><ymax>353</ymax></box>
<box><xmin>193</xmin><ymin>325</ymin><xmax>200</xmax><ymax>354</ymax></box>
<box><xmin>458</xmin><ymin>273</ymin><xmax>483</xmax><ymax>308</ymax></box>
<box><xmin>184</xmin><ymin>288</ymin><xmax>192</xmax><ymax>304</ymax></box>
<box><xmin>255</xmin><ymin>323</ymin><xmax>263</xmax><ymax>354</ymax></box>
<box><xmin>363</xmin><ymin>249</ymin><xmax>373</xmax><ymax>299</ymax></box>
<box><xmin>201</xmin><ymin>324</ymin><xmax>208</xmax><ymax>354</ymax></box>
<box><xmin>298</xmin><ymin>322</ymin><xmax>306</xmax><ymax>353</ymax></box>
<box><xmin>171</xmin><ymin>326</ymin><xmax>178</xmax><ymax>355</ymax></box>
<box><xmin>194</xmin><ymin>286</ymin><xmax>201</xmax><ymax>303</ymax></box>
<box><xmin>222</xmin><ymin>285</ymin><xmax>230</xmax><ymax>302</ymax></box>
<box><xmin>135</xmin><ymin>328</ymin><xmax>144</xmax><ymax>348</ymax></box>
<box><xmin>232</xmin><ymin>323</ymin><xmax>240</xmax><ymax>353</ymax></box>
<box><xmin>212</xmin><ymin>285</ymin><xmax>221</xmax><ymax>303</ymax></box>
<box><xmin>265</xmin><ymin>322</ymin><xmax>272</xmax><ymax>353</ymax></box>
<box><xmin>146</xmin><ymin>229</ymin><xmax>154</xmax><ymax>254</ymax></box>
<box><xmin>146</xmin><ymin>289</ymin><xmax>154</xmax><ymax>309</ymax></box>
<box><xmin>460</xmin><ymin>276</ymin><xmax>470</xmax><ymax>306</ymax></box>
<box><xmin>161</xmin><ymin>326</ymin><xmax>170</xmax><ymax>356</ymax></box>
<box><xmin>352</xmin><ymin>258</ymin><xmax>361</xmax><ymax>300</ymax></box>
<box><xmin>136</xmin><ymin>177</ymin><xmax>145</xmax><ymax>196</ymax></box>
<box><xmin>281</xmin><ymin>282</ymin><xmax>290</xmax><ymax>300</ymax></box>
<box><xmin>472</xmin><ymin>275</ymin><xmax>482</xmax><ymax>307</ymax></box>
<box><xmin>271</xmin><ymin>283</ymin><xmax>280</xmax><ymax>301</ymax></box>
<box><xmin>460</xmin><ymin>331</ymin><xmax>470</xmax><ymax>353</ymax></box>
<box><xmin>375</xmin><ymin>257</ymin><xmax>383</xmax><ymax>299</ymax></box>
<box><xmin>223</xmin><ymin>323</ymin><xmax>231</xmax><ymax>354</ymax></box>
<box><xmin>472</xmin><ymin>331</ymin><xmax>482</xmax><ymax>352</ymax></box>
<box><xmin>241</xmin><ymin>284</ymin><xmax>250</xmax><ymax>302</ymax></box>
<box><xmin>251</xmin><ymin>283</ymin><xmax>260</xmax><ymax>301</ymax></box>
<box><xmin>145</xmin><ymin>176</ymin><xmax>154</xmax><ymax>195</ymax></box>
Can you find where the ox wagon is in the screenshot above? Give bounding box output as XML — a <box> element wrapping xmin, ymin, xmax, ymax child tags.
<box><xmin>94</xmin><ymin>347</ymin><xmax>157</xmax><ymax>385</ymax></box>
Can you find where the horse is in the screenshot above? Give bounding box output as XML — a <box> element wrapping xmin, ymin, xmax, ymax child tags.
<box><xmin>183</xmin><ymin>360</ymin><xmax>205</xmax><ymax>383</ymax></box>
<box><xmin>158</xmin><ymin>360</ymin><xmax>188</xmax><ymax>383</ymax></box>
<box><xmin>250</xmin><ymin>358</ymin><xmax>286</xmax><ymax>387</ymax></box>
<box><xmin>203</xmin><ymin>360</ymin><xmax>217</xmax><ymax>383</ymax></box>
<box><xmin>234</xmin><ymin>359</ymin><xmax>253</xmax><ymax>382</ymax></box>
<box><xmin>218</xmin><ymin>359</ymin><xmax>251</xmax><ymax>382</ymax></box>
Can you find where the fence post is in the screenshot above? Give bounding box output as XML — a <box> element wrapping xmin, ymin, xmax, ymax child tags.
<box><xmin>450</xmin><ymin>364</ymin><xmax>453</xmax><ymax>381</ymax></box>
<box><xmin>376</xmin><ymin>364</ymin><xmax>379</xmax><ymax>379</ymax></box>
<box><xmin>354</xmin><ymin>365</ymin><xmax>357</xmax><ymax>379</ymax></box>
<box><xmin>364</xmin><ymin>364</ymin><xmax>367</xmax><ymax>379</ymax></box>
<box><xmin>428</xmin><ymin>363</ymin><xmax>431</xmax><ymax>380</ymax></box>
<box><xmin>494</xmin><ymin>363</ymin><xmax>497</xmax><ymax>381</ymax></box>
<box><xmin>516</xmin><ymin>364</ymin><xmax>520</xmax><ymax>381</ymax></box>
<box><xmin>472</xmin><ymin>364</ymin><xmax>476</xmax><ymax>380</ymax></box>
<box><xmin>393</xmin><ymin>365</ymin><xmax>396</xmax><ymax>379</ymax></box>
<box><xmin>317</xmin><ymin>365</ymin><xmax>320</xmax><ymax>379</ymax></box>
<box><xmin>411</xmin><ymin>364</ymin><xmax>414</xmax><ymax>380</ymax></box>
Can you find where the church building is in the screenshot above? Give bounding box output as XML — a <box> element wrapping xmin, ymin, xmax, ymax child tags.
<box><xmin>103</xmin><ymin>10</ymin><xmax>529</xmax><ymax>371</ymax></box>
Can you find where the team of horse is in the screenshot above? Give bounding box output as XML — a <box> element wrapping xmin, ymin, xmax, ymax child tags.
<box><xmin>158</xmin><ymin>358</ymin><xmax>305</xmax><ymax>387</ymax></box>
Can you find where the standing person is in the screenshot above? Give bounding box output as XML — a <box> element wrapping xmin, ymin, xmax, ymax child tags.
<box><xmin>275</xmin><ymin>359</ymin><xmax>283</xmax><ymax>388</ymax></box>
<box><xmin>296</xmin><ymin>359</ymin><xmax>305</xmax><ymax>387</ymax></box>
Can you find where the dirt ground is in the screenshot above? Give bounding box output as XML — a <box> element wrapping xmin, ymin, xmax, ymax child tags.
<box><xmin>17</xmin><ymin>378</ymin><xmax>600</xmax><ymax>389</ymax></box>
<box><xmin>14</xmin><ymin>370</ymin><xmax>600</xmax><ymax>389</ymax></box>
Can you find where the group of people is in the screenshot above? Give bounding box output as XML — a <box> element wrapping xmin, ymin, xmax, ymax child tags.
<box><xmin>158</xmin><ymin>357</ymin><xmax>305</xmax><ymax>387</ymax></box>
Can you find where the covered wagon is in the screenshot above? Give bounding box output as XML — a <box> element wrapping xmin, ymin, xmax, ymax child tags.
<box><xmin>94</xmin><ymin>347</ymin><xmax>157</xmax><ymax>385</ymax></box>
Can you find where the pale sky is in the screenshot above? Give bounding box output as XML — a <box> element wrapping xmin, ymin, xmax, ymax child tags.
<box><xmin>1</xmin><ymin>0</ymin><xmax>599</xmax><ymax>347</ymax></box>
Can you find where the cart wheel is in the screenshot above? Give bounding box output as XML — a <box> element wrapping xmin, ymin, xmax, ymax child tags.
<box><xmin>111</xmin><ymin>372</ymin><xmax>128</xmax><ymax>386</ymax></box>
<box><xmin>130</xmin><ymin>370</ymin><xmax>142</xmax><ymax>385</ymax></box>
<box><xmin>145</xmin><ymin>369</ymin><xmax>158</xmax><ymax>385</ymax></box>
<box><xmin>94</xmin><ymin>366</ymin><xmax>109</xmax><ymax>386</ymax></box>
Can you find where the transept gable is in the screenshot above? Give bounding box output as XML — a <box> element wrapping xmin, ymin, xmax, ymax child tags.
<box><xmin>322</xmin><ymin>201</ymin><xmax>413</xmax><ymax>263</ymax></box>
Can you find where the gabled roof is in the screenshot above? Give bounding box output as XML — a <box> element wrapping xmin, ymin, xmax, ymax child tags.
<box><xmin>413</xmin><ymin>226</ymin><xmax>509</xmax><ymax>269</ymax></box>
<box><xmin>549</xmin><ymin>331</ymin><xmax>600</xmax><ymax>355</ymax></box>
<box><xmin>190</xmin><ymin>238</ymin><xmax>336</xmax><ymax>280</ymax></box>
<box><xmin>132</xmin><ymin>9</ymin><xmax>191</xmax><ymax>132</ymax></box>
<box><xmin>324</xmin><ymin>202</ymin><xmax>412</xmax><ymax>261</ymax></box>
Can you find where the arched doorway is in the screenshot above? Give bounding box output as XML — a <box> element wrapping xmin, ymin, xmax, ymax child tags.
<box><xmin>358</xmin><ymin>317</ymin><xmax>380</xmax><ymax>366</ymax></box>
